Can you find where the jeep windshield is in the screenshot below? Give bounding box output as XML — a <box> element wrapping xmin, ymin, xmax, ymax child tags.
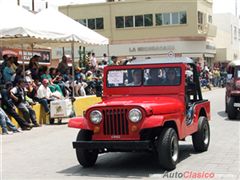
<box><xmin>107</xmin><ymin>67</ymin><xmax>181</xmax><ymax>87</ymax></box>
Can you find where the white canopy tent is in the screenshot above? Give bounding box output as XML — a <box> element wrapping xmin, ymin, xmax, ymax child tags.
<box><xmin>34</xmin><ymin>8</ymin><xmax>109</xmax><ymax>97</ymax></box>
<box><xmin>0</xmin><ymin>3</ymin><xmax>109</xmax><ymax>96</ymax></box>
<box><xmin>0</xmin><ymin>4</ymin><xmax>109</xmax><ymax>47</ymax></box>
<box><xmin>0</xmin><ymin>3</ymin><xmax>66</xmax><ymax>47</ymax></box>
<box><xmin>34</xmin><ymin>8</ymin><xmax>109</xmax><ymax>46</ymax></box>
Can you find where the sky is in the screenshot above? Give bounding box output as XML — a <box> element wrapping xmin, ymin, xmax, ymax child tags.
<box><xmin>0</xmin><ymin>0</ymin><xmax>239</xmax><ymax>16</ymax></box>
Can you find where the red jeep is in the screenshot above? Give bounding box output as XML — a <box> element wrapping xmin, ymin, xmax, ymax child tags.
<box><xmin>225</xmin><ymin>60</ymin><xmax>240</xmax><ymax>119</ymax></box>
<box><xmin>69</xmin><ymin>57</ymin><xmax>210</xmax><ymax>170</ymax></box>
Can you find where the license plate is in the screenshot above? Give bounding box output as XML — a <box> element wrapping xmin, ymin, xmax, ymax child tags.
<box><xmin>233</xmin><ymin>103</ymin><xmax>240</xmax><ymax>107</ymax></box>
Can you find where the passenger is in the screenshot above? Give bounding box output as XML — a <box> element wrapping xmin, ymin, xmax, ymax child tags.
<box><xmin>165</xmin><ymin>68</ymin><xmax>180</xmax><ymax>85</ymax></box>
<box><xmin>128</xmin><ymin>69</ymin><xmax>142</xmax><ymax>86</ymax></box>
<box><xmin>146</xmin><ymin>69</ymin><xmax>163</xmax><ymax>85</ymax></box>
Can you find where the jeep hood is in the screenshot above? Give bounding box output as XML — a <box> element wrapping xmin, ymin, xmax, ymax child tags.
<box><xmin>94</xmin><ymin>96</ymin><xmax>184</xmax><ymax>115</ymax></box>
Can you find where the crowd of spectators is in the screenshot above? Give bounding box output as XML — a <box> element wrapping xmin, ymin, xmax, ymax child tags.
<box><xmin>0</xmin><ymin>52</ymin><xmax>120</xmax><ymax>135</ymax></box>
<box><xmin>197</xmin><ymin>62</ymin><xmax>228</xmax><ymax>90</ymax></box>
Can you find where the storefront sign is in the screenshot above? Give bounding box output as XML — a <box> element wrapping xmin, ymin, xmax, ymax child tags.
<box><xmin>0</xmin><ymin>47</ymin><xmax>51</xmax><ymax>64</ymax></box>
<box><xmin>129</xmin><ymin>45</ymin><xmax>175</xmax><ymax>53</ymax></box>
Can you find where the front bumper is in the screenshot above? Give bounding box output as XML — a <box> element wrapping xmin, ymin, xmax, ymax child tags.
<box><xmin>72</xmin><ymin>140</ymin><xmax>153</xmax><ymax>151</ymax></box>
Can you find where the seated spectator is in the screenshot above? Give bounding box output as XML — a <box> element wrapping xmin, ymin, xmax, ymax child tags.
<box><xmin>40</xmin><ymin>66</ymin><xmax>63</xmax><ymax>96</ymax></box>
<box><xmin>50</xmin><ymin>68</ymin><xmax>70</xmax><ymax>97</ymax></box>
<box><xmin>12</xmin><ymin>66</ymin><xmax>23</xmax><ymax>86</ymax></box>
<box><xmin>74</xmin><ymin>67</ymin><xmax>87</xmax><ymax>96</ymax></box>
<box><xmin>3</xmin><ymin>58</ymin><xmax>14</xmax><ymax>83</ymax></box>
<box><xmin>111</xmin><ymin>56</ymin><xmax>120</xmax><ymax>65</ymax></box>
<box><xmin>28</xmin><ymin>55</ymin><xmax>40</xmax><ymax>80</ymax></box>
<box><xmin>0</xmin><ymin>107</ymin><xmax>20</xmax><ymax>135</ymax></box>
<box><xmin>1</xmin><ymin>82</ymin><xmax>32</xmax><ymax>131</ymax></box>
<box><xmin>37</xmin><ymin>79</ymin><xmax>61</xmax><ymax>113</ymax></box>
<box><xmin>9</xmin><ymin>56</ymin><xmax>18</xmax><ymax>73</ymax></box>
<box><xmin>10</xmin><ymin>79</ymin><xmax>40</xmax><ymax>127</ymax></box>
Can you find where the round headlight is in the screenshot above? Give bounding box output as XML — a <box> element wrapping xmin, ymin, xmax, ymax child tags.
<box><xmin>128</xmin><ymin>108</ymin><xmax>142</xmax><ymax>123</ymax></box>
<box><xmin>90</xmin><ymin>110</ymin><xmax>102</xmax><ymax>124</ymax></box>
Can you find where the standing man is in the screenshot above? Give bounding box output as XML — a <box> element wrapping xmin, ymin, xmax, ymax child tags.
<box><xmin>90</xmin><ymin>53</ymin><xmax>98</xmax><ymax>69</ymax></box>
<box><xmin>10</xmin><ymin>79</ymin><xmax>40</xmax><ymax>127</ymax></box>
<box><xmin>57</xmin><ymin>55</ymin><xmax>69</xmax><ymax>76</ymax></box>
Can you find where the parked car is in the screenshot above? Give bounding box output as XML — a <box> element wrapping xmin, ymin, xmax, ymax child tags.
<box><xmin>225</xmin><ymin>60</ymin><xmax>240</xmax><ymax>119</ymax></box>
<box><xmin>68</xmin><ymin>57</ymin><xmax>211</xmax><ymax>170</ymax></box>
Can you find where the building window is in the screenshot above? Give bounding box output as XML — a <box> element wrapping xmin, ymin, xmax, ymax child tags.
<box><xmin>179</xmin><ymin>11</ymin><xmax>187</xmax><ymax>24</ymax></box>
<box><xmin>77</xmin><ymin>18</ymin><xmax>104</xmax><ymax>30</ymax></box>
<box><xmin>155</xmin><ymin>13</ymin><xmax>162</xmax><ymax>26</ymax></box>
<box><xmin>125</xmin><ymin>16</ymin><xmax>133</xmax><ymax>27</ymax></box>
<box><xmin>171</xmin><ymin>12</ymin><xmax>178</xmax><ymax>24</ymax></box>
<box><xmin>96</xmin><ymin>18</ymin><xmax>104</xmax><ymax>29</ymax></box>
<box><xmin>208</xmin><ymin>15</ymin><xmax>212</xmax><ymax>23</ymax></box>
<box><xmin>79</xmin><ymin>19</ymin><xmax>87</xmax><ymax>26</ymax></box>
<box><xmin>88</xmin><ymin>18</ymin><xmax>96</xmax><ymax>30</ymax></box>
<box><xmin>198</xmin><ymin>11</ymin><xmax>203</xmax><ymax>24</ymax></box>
<box><xmin>116</xmin><ymin>16</ymin><xmax>124</xmax><ymax>28</ymax></box>
<box><xmin>135</xmin><ymin>15</ymin><xmax>143</xmax><ymax>27</ymax></box>
<box><xmin>163</xmin><ymin>13</ymin><xmax>170</xmax><ymax>25</ymax></box>
<box><xmin>144</xmin><ymin>14</ymin><xmax>153</xmax><ymax>26</ymax></box>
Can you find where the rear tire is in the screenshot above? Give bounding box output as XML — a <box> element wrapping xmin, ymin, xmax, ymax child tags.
<box><xmin>227</xmin><ymin>97</ymin><xmax>238</xmax><ymax>119</ymax></box>
<box><xmin>76</xmin><ymin>130</ymin><xmax>98</xmax><ymax>167</ymax></box>
<box><xmin>157</xmin><ymin>128</ymin><xmax>179</xmax><ymax>170</ymax></box>
<box><xmin>192</xmin><ymin>117</ymin><xmax>210</xmax><ymax>152</ymax></box>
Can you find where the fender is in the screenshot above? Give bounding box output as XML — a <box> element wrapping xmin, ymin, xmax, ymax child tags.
<box><xmin>140</xmin><ymin>115</ymin><xmax>164</xmax><ymax>130</ymax></box>
<box><xmin>68</xmin><ymin>117</ymin><xmax>92</xmax><ymax>130</ymax></box>
<box><xmin>140</xmin><ymin>115</ymin><xmax>182</xmax><ymax>139</ymax></box>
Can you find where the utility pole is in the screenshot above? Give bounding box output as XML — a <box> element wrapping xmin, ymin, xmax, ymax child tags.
<box><xmin>32</xmin><ymin>0</ymin><xmax>35</xmax><ymax>12</ymax></box>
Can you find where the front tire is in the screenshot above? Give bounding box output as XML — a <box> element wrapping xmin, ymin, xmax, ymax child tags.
<box><xmin>192</xmin><ymin>117</ymin><xmax>210</xmax><ymax>152</ymax></box>
<box><xmin>157</xmin><ymin>128</ymin><xmax>179</xmax><ymax>170</ymax></box>
<box><xmin>76</xmin><ymin>130</ymin><xmax>98</xmax><ymax>167</ymax></box>
<box><xmin>227</xmin><ymin>97</ymin><xmax>238</xmax><ymax>119</ymax></box>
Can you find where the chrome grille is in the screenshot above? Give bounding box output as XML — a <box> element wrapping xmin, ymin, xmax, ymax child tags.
<box><xmin>102</xmin><ymin>109</ymin><xmax>129</xmax><ymax>135</ymax></box>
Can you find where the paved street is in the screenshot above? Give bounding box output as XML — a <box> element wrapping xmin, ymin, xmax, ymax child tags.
<box><xmin>1</xmin><ymin>88</ymin><xmax>240</xmax><ymax>180</ymax></box>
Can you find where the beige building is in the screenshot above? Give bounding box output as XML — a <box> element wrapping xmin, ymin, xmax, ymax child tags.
<box><xmin>59</xmin><ymin>0</ymin><xmax>216</xmax><ymax>65</ymax></box>
<box><xmin>213</xmin><ymin>13</ymin><xmax>240</xmax><ymax>63</ymax></box>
